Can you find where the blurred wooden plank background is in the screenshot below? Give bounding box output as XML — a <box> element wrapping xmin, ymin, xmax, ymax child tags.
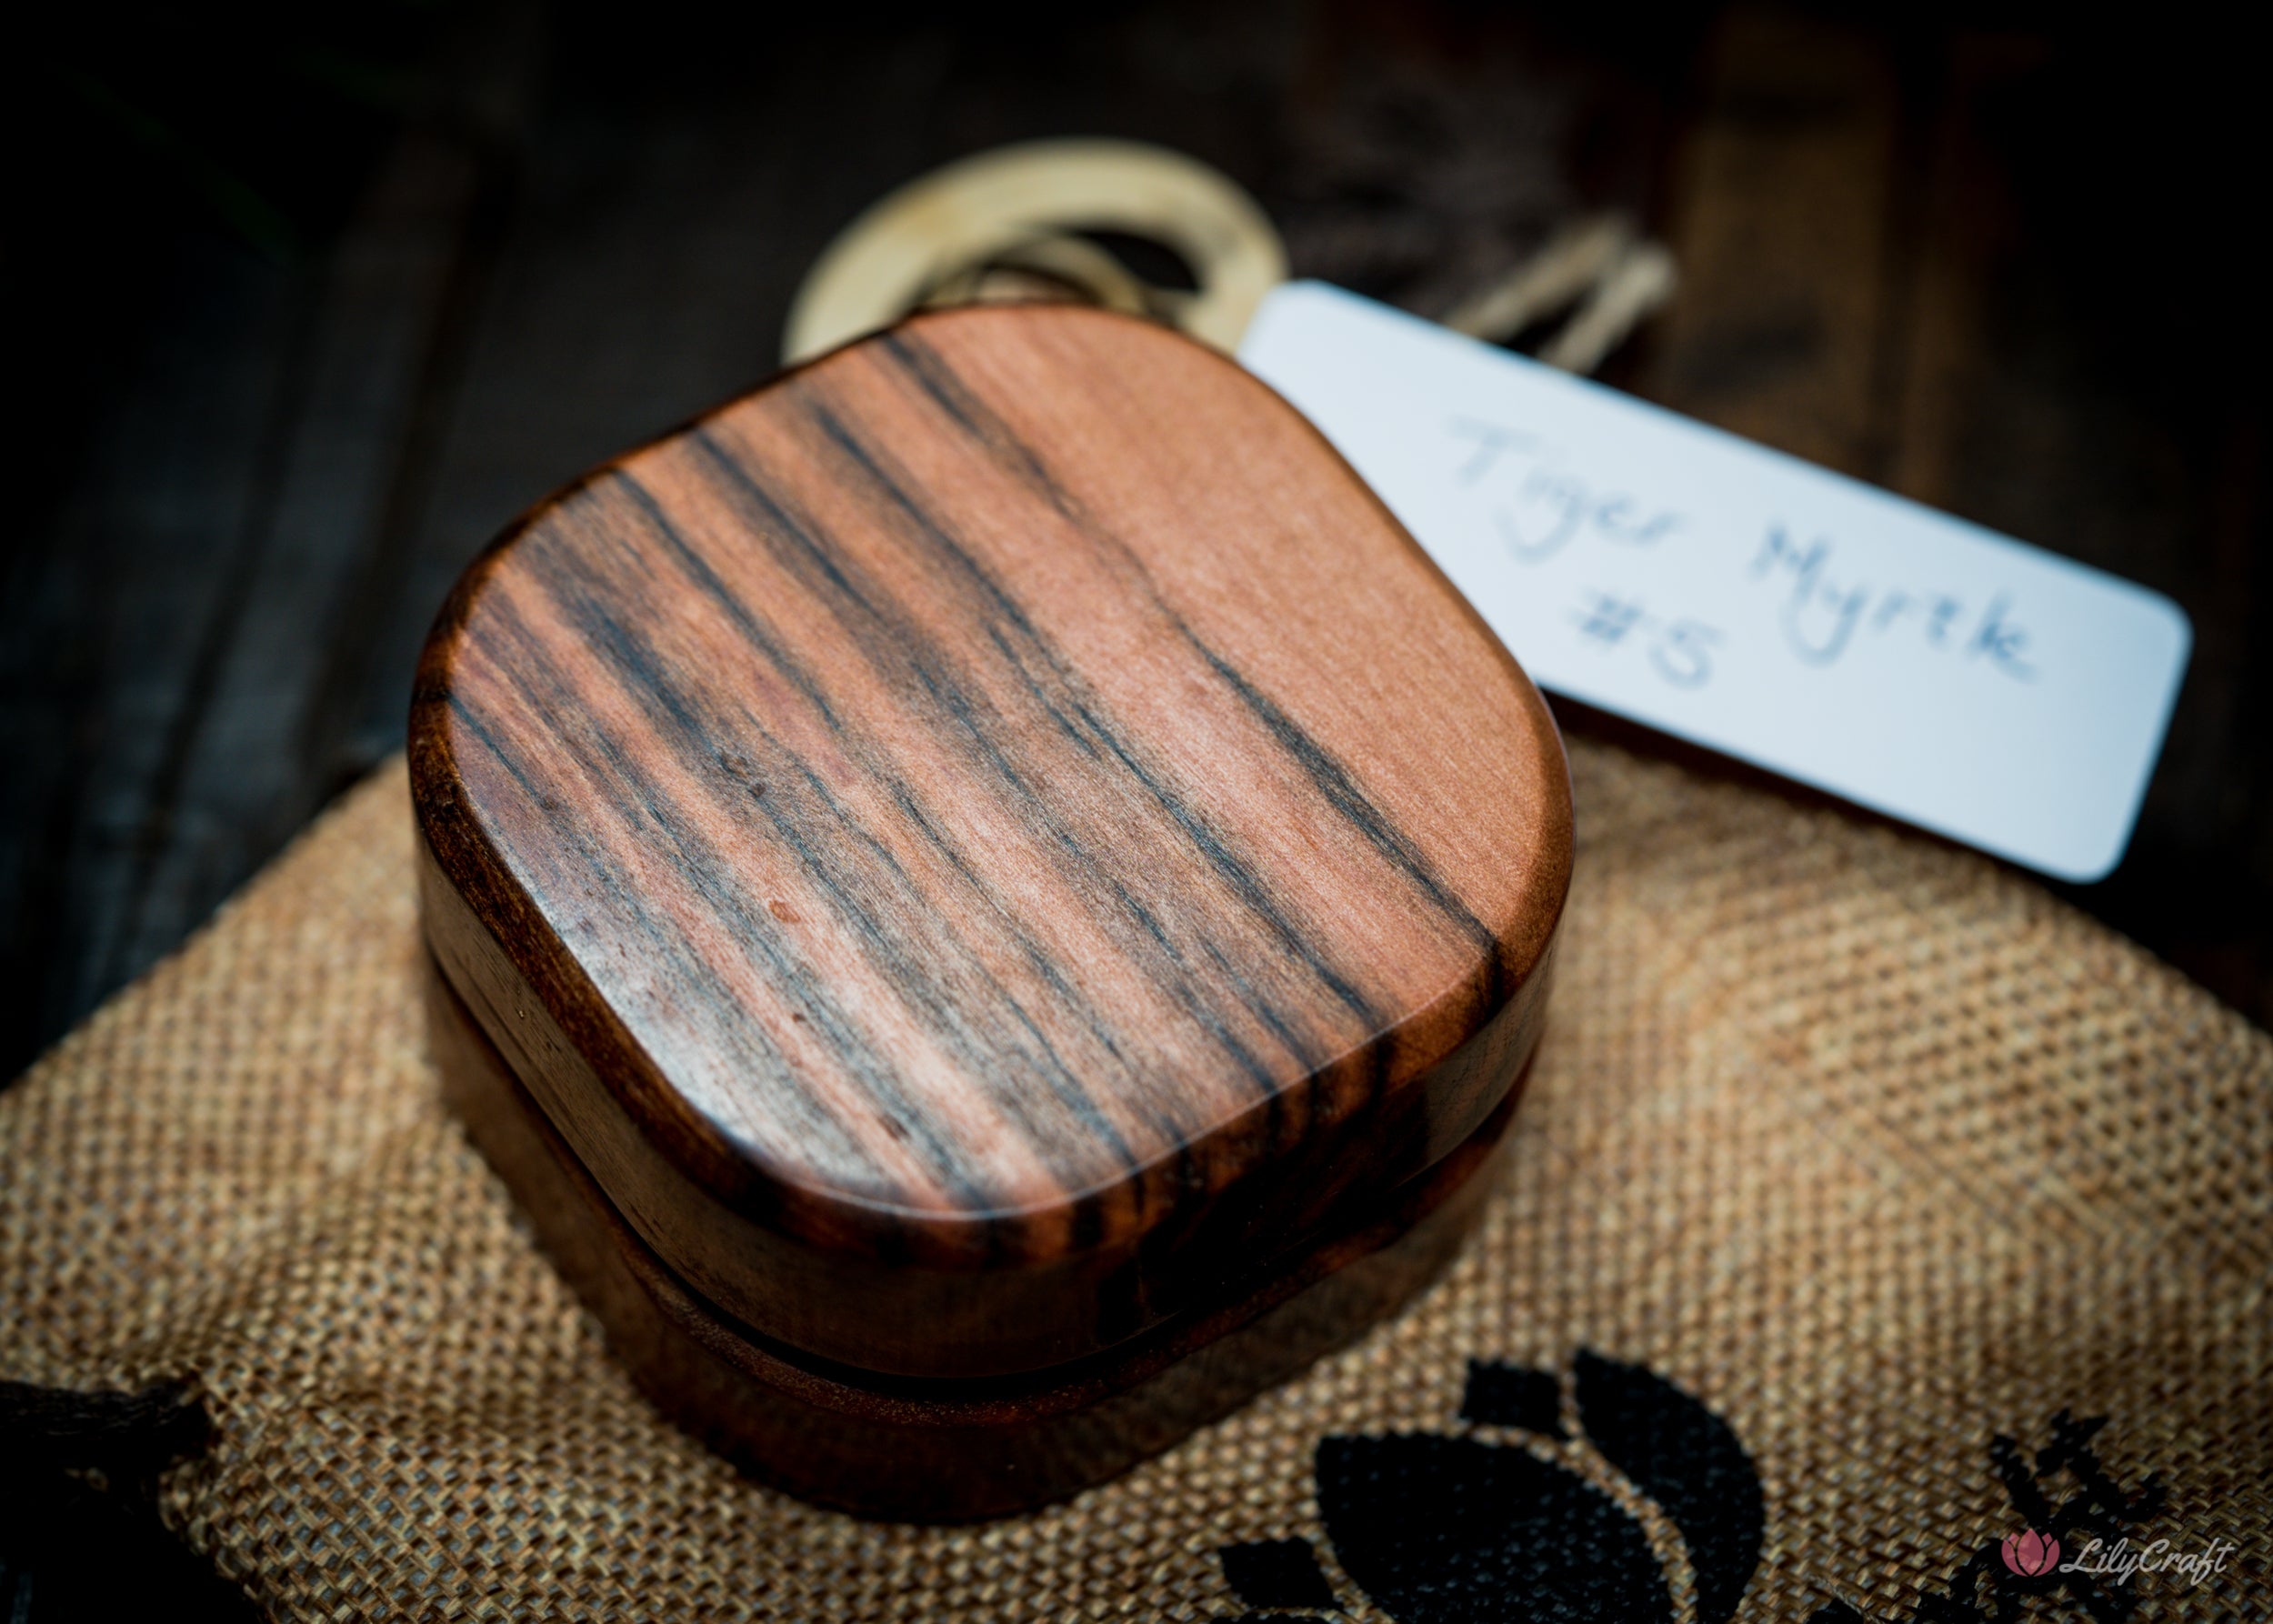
<box><xmin>5</xmin><ymin>0</ymin><xmax>2266</xmax><ymax>1082</ymax></box>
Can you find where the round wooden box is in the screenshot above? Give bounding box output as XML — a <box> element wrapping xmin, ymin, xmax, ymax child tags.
<box><xmin>412</xmin><ymin>303</ymin><xmax>1571</xmax><ymax>1519</ymax></box>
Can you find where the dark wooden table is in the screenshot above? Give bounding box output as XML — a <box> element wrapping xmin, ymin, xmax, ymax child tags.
<box><xmin>7</xmin><ymin>0</ymin><xmax>2268</xmax><ymax>1087</ymax></box>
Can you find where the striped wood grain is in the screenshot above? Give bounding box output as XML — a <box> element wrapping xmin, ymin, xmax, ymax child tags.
<box><xmin>413</xmin><ymin>303</ymin><xmax>1570</xmax><ymax>1378</ymax></box>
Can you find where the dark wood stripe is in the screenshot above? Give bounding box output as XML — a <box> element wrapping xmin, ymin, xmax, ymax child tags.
<box><xmin>682</xmin><ymin>416</ymin><xmax>1358</xmax><ymax>1099</ymax></box>
<box><xmin>885</xmin><ymin>327</ymin><xmax>1500</xmax><ymax>968</ymax></box>
<box><xmin>546</xmin><ymin>486</ymin><xmax>1155</xmax><ymax>1214</ymax></box>
<box><xmin>494</xmin><ymin>558</ymin><xmax>976</xmax><ymax>1201</ymax></box>
<box><xmin>445</xmin><ymin>591</ymin><xmax>894</xmax><ymax>1195</ymax></box>
<box><xmin>791</xmin><ymin>394</ymin><xmax>1384</xmax><ymax>1031</ymax></box>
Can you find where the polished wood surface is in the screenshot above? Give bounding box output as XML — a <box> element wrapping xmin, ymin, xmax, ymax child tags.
<box><xmin>413</xmin><ymin>303</ymin><xmax>1568</xmax><ymax>1378</ymax></box>
<box><xmin>430</xmin><ymin>962</ymin><xmax>1517</xmax><ymax>1520</ymax></box>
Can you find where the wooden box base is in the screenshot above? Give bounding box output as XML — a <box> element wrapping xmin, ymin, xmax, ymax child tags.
<box><xmin>427</xmin><ymin>959</ymin><xmax>1518</xmax><ymax>1521</ymax></box>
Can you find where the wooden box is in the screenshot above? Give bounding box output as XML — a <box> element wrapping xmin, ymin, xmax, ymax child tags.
<box><xmin>412</xmin><ymin>304</ymin><xmax>1571</xmax><ymax>1519</ymax></box>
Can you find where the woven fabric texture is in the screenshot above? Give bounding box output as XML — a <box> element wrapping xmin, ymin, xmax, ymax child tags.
<box><xmin>3</xmin><ymin>740</ymin><xmax>2267</xmax><ymax>1621</ymax></box>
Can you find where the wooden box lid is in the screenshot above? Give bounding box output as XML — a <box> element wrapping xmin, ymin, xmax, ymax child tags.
<box><xmin>411</xmin><ymin>305</ymin><xmax>1570</xmax><ymax>1381</ymax></box>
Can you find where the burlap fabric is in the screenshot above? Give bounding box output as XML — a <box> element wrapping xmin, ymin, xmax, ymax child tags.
<box><xmin>3</xmin><ymin>738</ymin><xmax>2265</xmax><ymax>1621</ymax></box>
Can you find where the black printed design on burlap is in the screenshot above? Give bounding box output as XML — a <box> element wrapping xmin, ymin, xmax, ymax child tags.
<box><xmin>0</xmin><ymin>1379</ymin><xmax>257</xmax><ymax>1624</ymax></box>
<box><xmin>1221</xmin><ymin>1538</ymin><xmax>1337</xmax><ymax>1609</ymax></box>
<box><xmin>1807</xmin><ymin>1410</ymin><xmax>2168</xmax><ymax>1624</ymax></box>
<box><xmin>1317</xmin><ymin>1431</ymin><xmax>1675</xmax><ymax>1623</ymax></box>
<box><xmin>1459</xmin><ymin>1359</ymin><xmax>1566</xmax><ymax>1437</ymax></box>
<box><xmin>1572</xmin><ymin>1349</ymin><xmax>1764</xmax><ymax>1624</ymax></box>
<box><xmin>1208</xmin><ymin>1349</ymin><xmax>1765</xmax><ymax>1624</ymax></box>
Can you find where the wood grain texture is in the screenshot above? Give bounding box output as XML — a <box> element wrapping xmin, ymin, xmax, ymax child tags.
<box><xmin>412</xmin><ymin>301</ymin><xmax>1570</xmax><ymax>1378</ymax></box>
<box><xmin>429</xmin><ymin>958</ymin><xmax>1515</xmax><ymax>1519</ymax></box>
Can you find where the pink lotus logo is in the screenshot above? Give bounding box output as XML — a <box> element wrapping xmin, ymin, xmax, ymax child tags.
<box><xmin>2000</xmin><ymin>1529</ymin><xmax>2061</xmax><ymax>1578</ymax></box>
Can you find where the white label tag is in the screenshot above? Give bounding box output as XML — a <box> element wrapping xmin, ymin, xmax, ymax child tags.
<box><xmin>1239</xmin><ymin>281</ymin><xmax>2192</xmax><ymax>882</ymax></box>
